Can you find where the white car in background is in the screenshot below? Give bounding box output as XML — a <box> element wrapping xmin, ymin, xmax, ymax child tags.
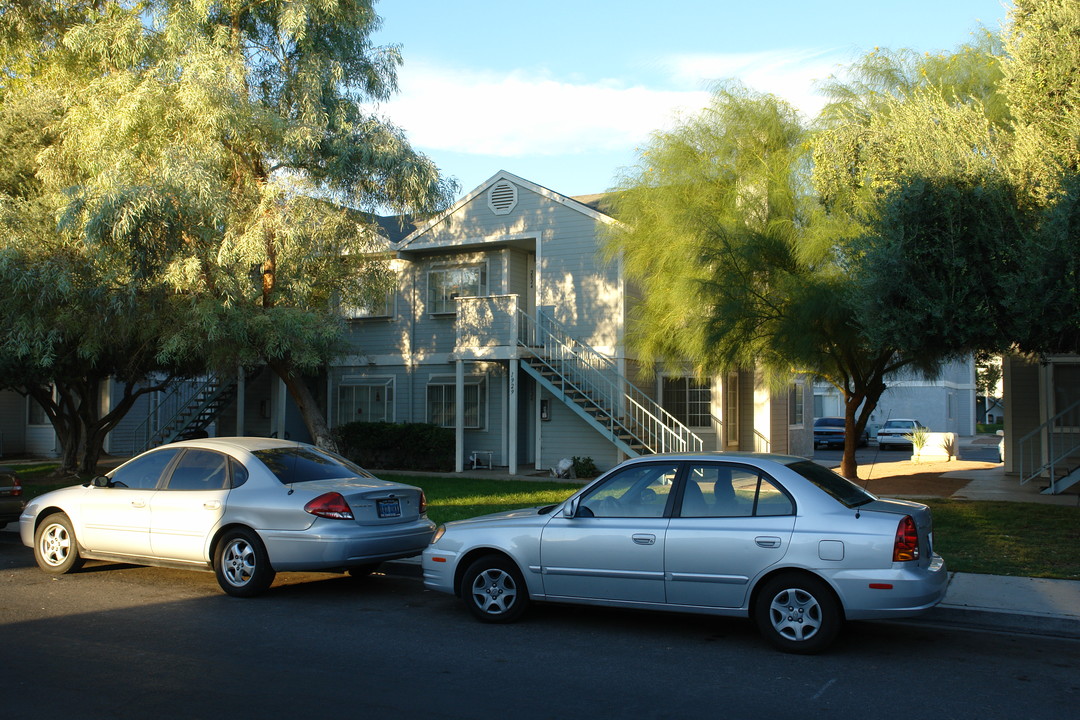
<box><xmin>876</xmin><ymin>419</ymin><xmax>929</xmax><ymax>450</ymax></box>
<box><xmin>20</xmin><ymin>437</ymin><xmax>435</xmax><ymax>596</ymax></box>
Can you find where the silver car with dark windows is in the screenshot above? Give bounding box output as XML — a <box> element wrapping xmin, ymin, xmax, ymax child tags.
<box><xmin>20</xmin><ymin>437</ymin><xmax>435</xmax><ymax>596</ymax></box>
<box><xmin>423</xmin><ymin>452</ymin><xmax>947</xmax><ymax>653</ymax></box>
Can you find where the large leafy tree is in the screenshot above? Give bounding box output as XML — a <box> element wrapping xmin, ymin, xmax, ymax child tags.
<box><xmin>605</xmin><ymin>84</ymin><xmax>904</xmax><ymax>479</ymax></box>
<box><xmin>4</xmin><ymin>0</ymin><xmax>455</xmax><ymax>452</ymax></box>
<box><xmin>608</xmin><ymin>35</ymin><xmax>1019</xmax><ymax>479</ymax></box>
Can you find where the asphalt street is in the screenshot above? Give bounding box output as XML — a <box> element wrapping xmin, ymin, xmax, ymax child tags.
<box><xmin>1</xmin><ymin>532</ymin><xmax>1077</xmax><ymax>720</ymax></box>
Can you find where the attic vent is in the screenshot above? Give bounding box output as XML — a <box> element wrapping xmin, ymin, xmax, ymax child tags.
<box><xmin>488</xmin><ymin>181</ymin><xmax>518</xmax><ymax>215</ymax></box>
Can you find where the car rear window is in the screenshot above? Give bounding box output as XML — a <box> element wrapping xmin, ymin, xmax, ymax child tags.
<box><xmin>815</xmin><ymin>418</ymin><xmax>844</xmax><ymax>427</ymax></box>
<box><xmin>786</xmin><ymin>460</ymin><xmax>875</xmax><ymax>508</ymax></box>
<box><xmin>252</xmin><ymin>447</ymin><xmax>375</xmax><ymax>484</ymax></box>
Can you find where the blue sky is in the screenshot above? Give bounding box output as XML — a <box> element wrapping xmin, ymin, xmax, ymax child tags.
<box><xmin>372</xmin><ymin>1</ymin><xmax>1012</xmax><ymax>199</ymax></box>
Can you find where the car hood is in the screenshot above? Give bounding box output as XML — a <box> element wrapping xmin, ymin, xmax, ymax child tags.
<box><xmin>447</xmin><ymin>505</ymin><xmax>553</xmax><ymax>528</ymax></box>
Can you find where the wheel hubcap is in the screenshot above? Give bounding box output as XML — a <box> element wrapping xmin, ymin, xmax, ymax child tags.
<box><xmin>222</xmin><ymin>539</ymin><xmax>256</xmax><ymax>587</ymax></box>
<box><xmin>40</xmin><ymin>524</ymin><xmax>70</xmax><ymax>566</ymax></box>
<box><xmin>471</xmin><ymin>568</ymin><xmax>517</xmax><ymax>615</ymax></box>
<box><xmin>768</xmin><ymin>587</ymin><xmax>822</xmax><ymax>642</ymax></box>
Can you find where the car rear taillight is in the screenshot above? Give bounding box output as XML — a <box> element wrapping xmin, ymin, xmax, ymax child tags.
<box><xmin>419</xmin><ymin>490</ymin><xmax>427</xmax><ymax>515</ymax></box>
<box><xmin>893</xmin><ymin>515</ymin><xmax>920</xmax><ymax>562</ymax></box>
<box><xmin>304</xmin><ymin>492</ymin><xmax>354</xmax><ymax>520</ymax></box>
<box><xmin>11</xmin><ymin>478</ymin><xmax>22</xmax><ymax>497</ymax></box>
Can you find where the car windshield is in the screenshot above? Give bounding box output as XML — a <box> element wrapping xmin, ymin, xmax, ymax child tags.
<box><xmin>786</xmin><ymin>460</ymin><xmax>875</xmax><ymax>508</ymax></box>
<box><xmin>252</xmin><ymin>446</ymin><xmax>375</xmax><ymax>484</ymax></box>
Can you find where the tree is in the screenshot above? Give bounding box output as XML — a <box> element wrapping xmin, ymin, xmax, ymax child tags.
<box><xmin>4</xmin><ymin>0</ymin><xmax>456</xmax><ymax>451</ymax></box>
<box><xmin>605</xmin><ymin>84</ymin><xmax>912</xmax><ymax>479</ymax></box>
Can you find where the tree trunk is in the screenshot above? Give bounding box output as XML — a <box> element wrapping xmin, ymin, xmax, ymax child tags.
<box><xmin>267</xmin><ymin>358</ymin><xmax>338</xmax><ymax>452</ymax></box>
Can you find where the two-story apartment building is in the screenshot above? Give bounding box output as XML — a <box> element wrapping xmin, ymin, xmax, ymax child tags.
<box><xmin>3</xmin><ymin>171</ymin><xmax>812</xmax><ymax>473</ymax></box>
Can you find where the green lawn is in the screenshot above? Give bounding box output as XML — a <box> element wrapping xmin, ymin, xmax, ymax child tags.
<box><xmin>15</xmin><ymin>466</ymin><xmax>1078</xmax><ymax>580</ymax></box>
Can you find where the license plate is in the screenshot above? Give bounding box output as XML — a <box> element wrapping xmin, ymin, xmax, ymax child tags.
<box><xmin>377</xmin><ymin>498</ymin><xmax>401</xmax><ymax>518</ymax></box>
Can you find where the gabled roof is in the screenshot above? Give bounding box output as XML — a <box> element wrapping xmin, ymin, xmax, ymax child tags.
<box><xmin>393</xmin><ymin>170</ymin><xmax>618</xmax><ymax>250</ymax></box>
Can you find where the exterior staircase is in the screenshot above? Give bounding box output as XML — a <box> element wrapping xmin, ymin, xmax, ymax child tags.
<box><xmin>1017</xmin><ymin>398</ymin><xmax>1080</xmax><ymax>494</ymax></box>
<box><xmin>131</xmin><ymin>374</ymin><xmax>240</xmax><ymax>454</ymax></box>
<box><xmin>516</xmin><ymin>309</ymin><xmax>703</xmax><ymax>457</ymax></box>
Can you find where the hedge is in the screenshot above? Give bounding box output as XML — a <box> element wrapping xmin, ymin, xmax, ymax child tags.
<box><xmin>334</xmin><ymin>421</ymin><xmax>455</xmax><ymax>472</ymax></box>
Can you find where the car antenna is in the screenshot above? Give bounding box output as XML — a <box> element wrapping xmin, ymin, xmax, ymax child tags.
<box><xmin>286</xmin><ymin>437</ymin><xmax>301</xmax><ymax>495</ymax></box>
<box><xmin>861</xmin><ymin>409</ymin><xmax>892</xmax><ymax>497</ymax></box>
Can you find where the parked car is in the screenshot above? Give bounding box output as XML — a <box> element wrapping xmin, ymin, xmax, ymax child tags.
<box><xmin>0</xmin><ymin>466</ymin><xmax>25</xmax><ymax>529</ymax></box>
<box><xmin>423</xmin><ymin>452</ymin><xmax>947</xmax><ymax>654</ymax></box>
<box><xmin>19</xmin><ymin>437</ymin><xmax>435</xmax><ymax>596</ymax></box>
<box><xmin>876</xmin><ymin>419</ymin><xmax>929</xmax><ymax>450</ymax></box>
<box><xmin>813</xmin><ymin>417</ymin><xmax>868</xmax><ymax>449</ymax></box>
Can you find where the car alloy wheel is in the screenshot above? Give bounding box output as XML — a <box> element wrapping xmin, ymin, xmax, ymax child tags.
<box><xmin>462</xmin><ymin>555</ymin><xmax>529</xmax><ymax>623</ymax></box>
<box><xmin>214</xmin><ymin>529</ymin><xmax>276</xmax><ymax>597</ymax></box>
<box><xmin>755</xmin><ymin>573</ymin><xmax>841</xmax><ymax>654</ymax></box>
<box><xmin>34</xmin><ymin>512</ymin><xmax>84</xmax><ymax>574</ymax></box>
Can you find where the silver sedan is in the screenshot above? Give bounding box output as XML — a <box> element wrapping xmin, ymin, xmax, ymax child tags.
<box><xmin>423</xmin><ymin>452</ymin><xmax>947</xmax><ymax>653</ymax></box>
<box><xmin>20</xmin><ymin>437</ymin><xmax>435</xmax><ymax>596</ymax></box>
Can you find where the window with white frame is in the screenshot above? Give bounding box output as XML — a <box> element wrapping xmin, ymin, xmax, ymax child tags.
<box><xmin>427</xmin><ymin>378</ymin><xmax>486</xmax><ymax>429</ymax></box>
<box><xmin>427</xmin><ymin>263</ymin><xmax>487</xmax><ymax>314</ymax></box>
<box><xmin>338</xmin><ymin>380</ymin><xmax>394</xmax><ymax>424</ymax></box>
<box><xmin>663</xmin><ymin>376</ymin><xmax>712</xmax><ymax>427</ymax></box>
<box><xmin>27</xmin><ymin>395</ymin><xmax>49</xmax><ymax>425</ymax></box>
<box><xmin>789</xmin><ymin>382</ymin><xmax>804</xmax><ymax>426</ymax></box>
<box><xmin>344</xmin><ymin>288</ymin><xmax>394</xmax><ymax>319</ymax></box>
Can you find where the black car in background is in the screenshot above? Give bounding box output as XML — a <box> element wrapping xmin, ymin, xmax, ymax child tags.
<box><xmin>0</xmin><ymin>467</ymin><xmax>24</xmax><ymax>529</ymax></box>
<box><xmin>813</xmin><ymin>417</ymin><xmax>869</xmax><ymax>449</ymax></box>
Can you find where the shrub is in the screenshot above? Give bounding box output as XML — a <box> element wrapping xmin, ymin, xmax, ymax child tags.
<box><xmin>572</xmin><ymin>456</ymin><xmax>599</xmax><ymax>479</ymax></box>
<box><xmin>333</xmin><ymin>422</ymin><xmax>454</xmax><ymax>472</ymax></box>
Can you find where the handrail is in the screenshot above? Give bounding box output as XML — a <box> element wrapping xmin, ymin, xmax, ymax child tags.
<box><xmin>129</xmin><ymin>375</ymin><xmax>223</xmax><ymax>454</ymax></box>
<box><xmin>518</xmin><ymin>309</ymin><xmax>703</xmax><ymax>455</ymax></box>
<box><xmin>1017</xmin><ymin>397</ymin><xmax>1080</xmax><ymax>493</ymax></box>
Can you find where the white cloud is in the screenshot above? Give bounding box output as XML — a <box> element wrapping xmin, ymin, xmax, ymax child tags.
<box><xmin>379</xmin><ymin>50</ymin><xmax>847</xmax><ymax>160</ymax></box>
<box><xmin>662</xmin><ymin>47</ymin><xmax>847</xmax><ymax>118</ymax></box>
<box><xmin>380</xmin><ymin>62</ymin><xmax>710</xmax><ymax>157</ymax></box>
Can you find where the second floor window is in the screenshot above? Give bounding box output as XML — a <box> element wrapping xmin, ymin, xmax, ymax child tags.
<box><xmin>428</xmin><ymin>263</ymin><xmax>487</xmax><ymax>314</ymax></box>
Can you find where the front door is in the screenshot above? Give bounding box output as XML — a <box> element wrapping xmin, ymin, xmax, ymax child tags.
<box><xmin>540</xmin><ymin>462</ymin><xmax>679</xmax><ymax>604</ymax></box>
<box><xmin>78</xmin><ymin>448</ymin><xmax>182</xmax><ymax>557</ymax></box>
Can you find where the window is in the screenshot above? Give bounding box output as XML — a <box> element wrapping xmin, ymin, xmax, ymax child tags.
<box><xmin>344</xmin><ymin>289</ymin><xmax>394</xmax><ymax>319</ymax></box>
<box><xmin>428</xmin><ymin>263</ymin><xmax>487</xmax><ymax>314</ymax></box>
<box><xmin>679</xmin><ymin>463</ymin><xmax>794</xmax><ymax>518</ymax></box>
<box><xmin>253</xmin><ymin>446</ymin><xmax>374</xmax><ymax>485</ymax></box>
<box><xmin>27</xmin><ymin>397</ymin><xmax>49</xmax><ymax>426</ymax></box>
<box><xmin>789</xmin><ymin>383</ymin><xmax>804</xmax><ymax>426</ymax></box>
<box><xmin>663</xmin><ymin>376</ymin><xmax>711</xmax><ymax>427</ymax></box>
<box><xmin>338</xmin><ymin>380</ymin><xmax>394</xmax><ymax>424</ymax></box>
<box><xmin>428</xmin><ymin>379</ymin><xmax>486</xmax><ymax>429</ymax></box>
<box><xmin>165</xmin><ymin>450</ymin><xmax>228</xmax><ymax>491</ymax></box>
<box><xmin>579</xmin><ymin>463</ymin><xmax>679</xmax><ymax>518</ymax></box>
<box><xmin>110</xmin><ymin>448</ymin><xmax>182</xmax><ymax>490</ymax></box>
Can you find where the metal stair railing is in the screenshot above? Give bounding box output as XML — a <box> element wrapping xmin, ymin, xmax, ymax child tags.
<box><xmin>517</xmin><ymin>309</ymin><xmax>703</xmax><ymax>455</ymax></box>
<box><xmin>1017</xmin><ymin>397</ymin><xmax>1080</xmax><ymax>494</ymax></box>
<box><xmin>130</xmin><ymin>375</ymin><xmax>237</xmax><ymax>454</ymax></box>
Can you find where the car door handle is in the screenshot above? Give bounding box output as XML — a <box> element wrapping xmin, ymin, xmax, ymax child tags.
<box><xmin>632</xmin><ymin>534</ymin><xmax>656</xmax><ymax>545</ymax></box>
<box><xmin>755</xmin><ymin>536</ymin><xmax>781</xmax><ymax>548</ymax></box>
<box><xmin>130</xmin><ymin>499</ymin><xmax>146</xmax><ymax>508</ymax></box>
<box><xmin>203</xmin><ymin>501</ymin><xmax>221</xmax><ymax>510</ymax></box>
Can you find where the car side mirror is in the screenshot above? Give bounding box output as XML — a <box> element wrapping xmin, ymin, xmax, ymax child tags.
<box><xmin>563</xmin><ymin>496</ymin><xmax>581</xmax><ymax>518</ymax></box>
<box><xmin>92</xmin><ymin>475</ymin><xmax>110</xmax><ymax>488</ymax></box>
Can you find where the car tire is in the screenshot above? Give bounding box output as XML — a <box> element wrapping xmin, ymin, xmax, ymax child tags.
<box><xmin>34</xmin><ymin>512</ymin><xmax>84</xmax><ymax>575</ymax></box>
<box><xmin>755</xmin><ymin>573</ymin><xmax>841</xmax><ymax>654</ymax></box>
<box><xmin>461</xmin><ymin>554</ymin><xmax>529</xmax><ymax>624</ymax></box>
<box><xmin>214</xmin><ymin>528</ymin><xmax>276</xmax><ymax>597</ymax></box>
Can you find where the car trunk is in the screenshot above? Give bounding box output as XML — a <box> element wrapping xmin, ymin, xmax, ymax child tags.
<box><xmin>861</xmin><ymin>498</ymin><xmax>936</xmax><ymax>568</ymax></box>
<box><xmin>298</xmin><ymin>479</ymin><xmax>424</xmax><ymax>526</ymax></box>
